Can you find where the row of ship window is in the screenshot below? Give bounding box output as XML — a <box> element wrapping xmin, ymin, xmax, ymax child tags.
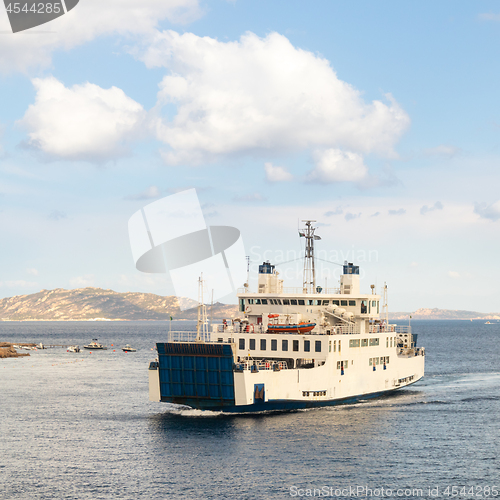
<box><xmin>236</xmin><ymin>337</ymin><xmax>394</xmax><ymax>353</ymax></box>
<box><xmin>239</xmin><ymin>338</ymin><xmax>322</xmax><ymax>353</ymax></box>
<box><xmin>349</xmin><ymin>338</ymin><xmax>380</xmax><ymax>347</ymax></box>
<box><xmin>236</xmin><ymin>335</ymin><xmax>397</xmax><ymax>353</ymax></box>
<box><xmin>349</xmin><ymin>337</ymin><xmax>397</xmax><ymax>348</ymax></box>
<box><xmin>246</xmin><ymin>298</ymin><xmax>379</xmax><ymax>308</ymax></box>
<box><xmin>369</xmin><ymin>356</ymin><xmax>390</xmax><ymax>366</ymax></box>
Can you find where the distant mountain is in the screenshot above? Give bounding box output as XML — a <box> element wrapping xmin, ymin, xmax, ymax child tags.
<box><xmin>0</xmin><ymin>288</ymin><xmax>239</xmax><ymax>321</ymax></box>
<box><xmin>389</xmin><ymin>308</ymin><xmax>500</xmax><ymax>320</ymax></box>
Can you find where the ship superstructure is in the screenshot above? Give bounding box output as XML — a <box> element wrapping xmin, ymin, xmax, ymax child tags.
<box><xmin>149</xmin><ymin>222</ymin><xmax>425</xmax><ymax>412</ymax></box>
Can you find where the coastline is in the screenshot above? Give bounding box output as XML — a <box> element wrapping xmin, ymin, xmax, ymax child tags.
<box><xmin>0</xmin><ymin>318</ymin><xmax>200</xmax><ymax>322</ymax></box>
<box><xmin>0</xmin><ymin>342</ymin><xmax>34</xmax><ymax>358</ymax></box>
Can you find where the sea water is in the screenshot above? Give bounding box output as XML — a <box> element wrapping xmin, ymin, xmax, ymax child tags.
<box><xmin>1</xmin><ymin>320</ymin><xmax>499</xmax><ymax>499</ymax></box>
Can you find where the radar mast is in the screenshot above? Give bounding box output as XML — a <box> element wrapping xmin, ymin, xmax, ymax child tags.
<box><xmin>299</xmin><ymin>220</ymin><xmax>321</xmax><ymax>293</ymax></box>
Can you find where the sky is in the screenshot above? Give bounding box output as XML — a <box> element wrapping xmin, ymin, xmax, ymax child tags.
<box><xmin>0</xmin><ymin>1</ymin><xmax>499</xmax><ymax>312</ymax></box>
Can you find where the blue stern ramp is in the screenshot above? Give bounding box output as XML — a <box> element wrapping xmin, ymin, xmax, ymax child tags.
<box><xmin>154</xmin><ymin>342</ymin><xmax>235</xmax><ymax>410</ymax></box>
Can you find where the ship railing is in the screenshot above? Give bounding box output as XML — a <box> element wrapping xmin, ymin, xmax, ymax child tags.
<box><xmin>368</xmin><ymin>325</ymin><xmax>411</xmax><ymax>334</ymax></box>
<box><xmin>279</xmin><ymin>287</ymin><xmax>341</xmax><ymax>295</ymax></box>
<box><xmin>237</xmin><ymin>287</ymin><xmax>341</xmax><ymax>294</ymax></box>
<box><xmin>214</xmin><ymin>324</ymin><xmax>362</xmax><ymax>335</ymax></box>
<box><xmin>234</xmin><ymin>359</ymin><xmax>288</xmax><ymax>372</ymax></box>
<box><xmin>169</xmin><ymin>331</ymin><xmax>240</xmax><ymax>342</ymax></box>
<box><xmin>214</xmin><ymin>324</ymin><xmax>267</xmax><ymax>334</ymax></box>
<box><xmin>169</xmin><ymin>331</ymin><xmax>198</xmax><ymax>342</ymax></box>
<box><xmin>325</xmin><ymin>325</ymin><xmax>360</xmax><ymax>335</ymax></box>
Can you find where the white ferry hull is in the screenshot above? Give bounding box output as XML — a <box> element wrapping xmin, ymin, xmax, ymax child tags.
<box><xmin>220</xmin><ymin>385</ymin><xmax>419</xmax><ymax>413</ymax></box>
<box><xmin>232</xmin><ymin>357</ymin><xmax>424</xmax><ymax>410</ymax></box>
<box><xmin>149</xmin><ymin>339</ymin><xmax>424</xmax><ymax>413</ymax></box>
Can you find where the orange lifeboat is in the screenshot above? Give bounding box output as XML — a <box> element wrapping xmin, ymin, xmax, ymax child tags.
<box><xmin>267</xmin><ymin>322</ymin><xmax>316</xmax><ymax>334</ymax></box>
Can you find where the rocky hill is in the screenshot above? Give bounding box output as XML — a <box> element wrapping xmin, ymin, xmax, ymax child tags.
<box><xmin>389</xmin><ymin>308</ymin><xmax>500</xmax><ymax>320</ymax></box>
<box><xmin>0</xmin><ymin>288</ymin><xmax>239</xmax><ymax>321</ymax></box>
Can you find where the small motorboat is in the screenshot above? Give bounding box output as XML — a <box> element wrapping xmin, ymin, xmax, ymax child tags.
<box><xmin>122</xmin><ymin>344</ymin><xmax>136</xmax><ymax>352</ymax></box>
<box><xmin>83</xmin><ymin>339</ymin><xmax>108</xmax><ymax>350</ymax></box>
<box><xmin>67</xmin><ymin>345</ymin><xmax>80</xmax><ymax>353</ymax></box>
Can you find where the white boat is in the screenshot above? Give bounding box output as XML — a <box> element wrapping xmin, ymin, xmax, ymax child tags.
<box><xmin>148</xmin><ymin>221</ymin><xmax>425</xmax><ymax>413</ymax></box>
<box><xmin>67</xmin><ymin>345</ymin><xmax>80</xmax><ymax>353</ymax></box>
<box><xmin>122</xmin><ymin>345</ymin><xmax>136</xmax><ymax>352</ymax></box>
<box><xmin>83</xmin><ymin>339</ymin><xmax>107</xmax><ymax>350</ymax></box>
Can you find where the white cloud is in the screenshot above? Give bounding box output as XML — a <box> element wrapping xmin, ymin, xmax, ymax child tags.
<box><xmin>125</xmin><ymin>186</ymin><xmax>161</xmax><ymax>200</ymax></box>
<box><xmin>424</xmin><ymin>145</ymin><xmax>461</xmax><ymax>158</ymax></box>
<box><xmin>474</xmin><ymin>200</ymin><xmax>500</xmax><ymax>221</ymax></box>
<box><xmin>478</xmin><ymin>13</ymin><xmax>500</xmax><ymax>22</ymax></box>
<box><xmin>70</xmin><ymin>275</ymin><xmax>95</xmax><ymax>287</ymax></box>
<box><xmin>0</xmin><ymin>0</ymin><xmax>202</xmax><ymax>73</ymax></box>
<box><xmin>166</xmin><ymin>185</ymin><xmax>211</xmax><ymax>194</ymax></box>
<box><xmin>448</xmin><ymin>271</ymin><xmax>460</xmax><ymax>279</ymax></box>
<box><xmin>48</xmin><ymin>210</ymin><xmax>67</xmax><ymax>220</ymax></box>
<box><xmin>388</xmin><ymin>208</ymin><xmax>406</xmax><ymax>216</ymax></box>
<box><xmin>420</xmin><ymin>201</ymin><xmax>443</xmax><ymax>215</ymax></box>
<box><xmin>0</xmin><ymin>124</ymin><xmax>5</xmax><ymax>159</ymax></box>
<box><xmin>345</xmin><ymin>212</ymin><xmax>361</xmax><ymax>221</ymax></box>
<box><xmin>1</xmin><ymin>280</ymin><xmax>38</xmax><ymax>288</ymax></box>
<box><xmin>307</xmin><ymin>149</ymin><xmax>368</xmax><ymax>183</ymax></box>
<box><xmin>19</xmin><ymin>77</ymin><xmax>145</xmax><ymax>162</ymax></box>
<box><xmin>232</xmin><ymin>193</ymin><xmax>267</xmax><ymax>202</ymax></box>
<box><xmin>324</xmin><ymin>207</ymin><xmax>343</xmax><ymax>216</ymax></box>
<box><xmin>264</xmin><ymin>162</ymin><xmax>293</xmax><ymax>182</ymax></box>
<box><xmin>142</xmin><ymin>30</ymin><xmax>409</xmax><ymax>164</ymax></box>
<box><xmin>26</xmin><ymin>268</ymin><xmax>39</xmax><ymax>276</ymax></box>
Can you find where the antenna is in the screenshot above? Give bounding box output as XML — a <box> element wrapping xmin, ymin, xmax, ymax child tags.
<box><xmin>196</xmin><ymin>274</ymin><xmax>208</xmax><ymax>342</ymax></box>
<box><xmin>244</xmin><ymin>255</ymin><xmax>250</xmax><ymax>290</ymax></box>
<box><xmin>382</xmin><ymin>282</ymin><xmax>389</xmax><ymax>325</ymax></box>
<box><xmin>210</xmin><ymin>289</ymin><xmax>214</xmax><ymax>331</ymax></box>
<box><xmin>299</xmin><ymin>220</ymin><xmax>320</xmax><ymax>293</ymax></box>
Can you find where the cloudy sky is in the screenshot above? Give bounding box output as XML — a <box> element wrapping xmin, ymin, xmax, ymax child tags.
<box><xmin>0</xmin><ymin>1</ymin><xmax>499</xmax><ymax>312</ymax></box>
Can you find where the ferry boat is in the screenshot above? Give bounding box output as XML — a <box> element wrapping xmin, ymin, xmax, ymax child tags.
<box><xmin>148</xmin><ymin>221</ymin><xmax>425</xmax><ymax>413</ymax></box>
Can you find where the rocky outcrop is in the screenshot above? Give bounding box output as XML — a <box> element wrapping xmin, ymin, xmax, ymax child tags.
<box><xmin>0</xmin><ymin>343</ymin><xmax>32</xmax><ymax>358</ymax></box>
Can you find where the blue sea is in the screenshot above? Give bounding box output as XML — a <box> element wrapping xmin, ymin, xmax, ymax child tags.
<box><xmin>1</xmin><ymin>320</ymin><xmax>499</xmax><ymax>500</ymax></box>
